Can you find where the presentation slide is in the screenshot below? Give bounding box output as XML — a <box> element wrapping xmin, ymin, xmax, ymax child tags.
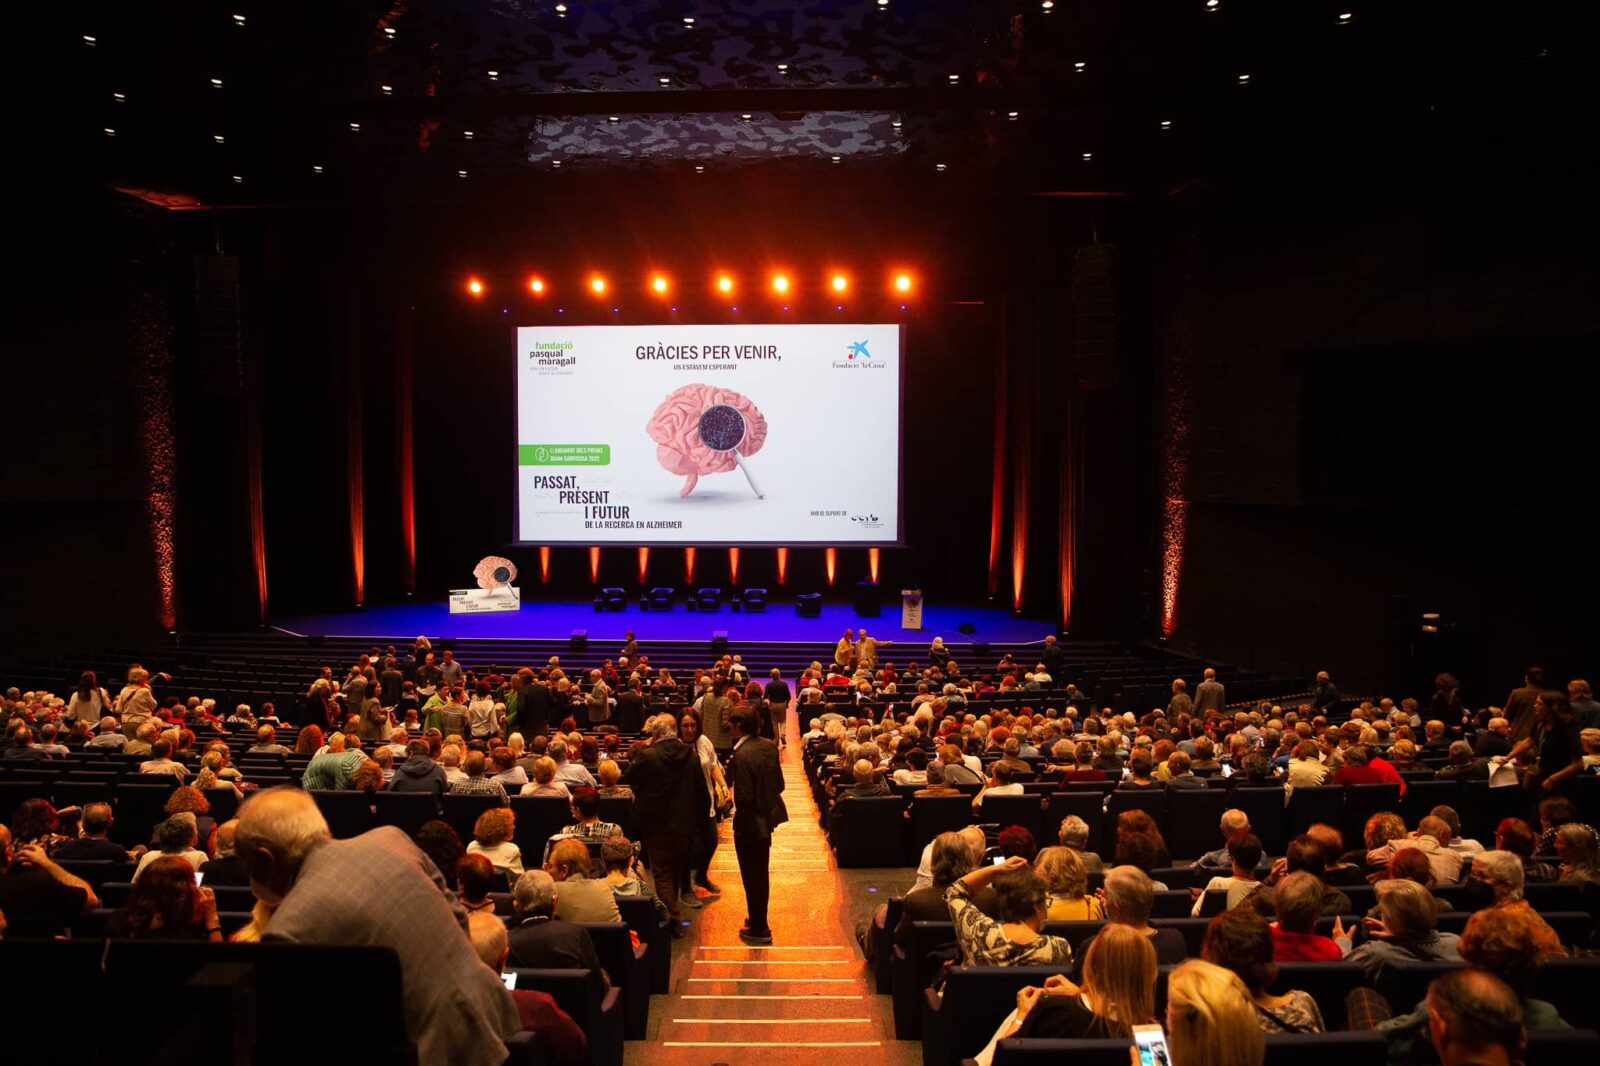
<box><xmin>515</xmin><ymin>323</ymin><xmax>901</xmax><ymax>546</ymax></box>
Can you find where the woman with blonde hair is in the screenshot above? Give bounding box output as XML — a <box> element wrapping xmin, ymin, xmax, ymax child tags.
<box><xmin>519</xmin><ymin>756</ymin><xmax>569</xmax><ymax>798</ymax></box>
<box><xmin>1035</xmin><ymin>846</ymin><xmax>1105</xmax><ymax>920</ymax></box>
<box><xmin>973</xmin><ymin>924</ymin><xmax>1156</xmax><ymax>1065</ymax></box>
<box><xmin>1164</xmin><ymin>959</ymin><xmax>1265</xmax><ymax>1066</ymax></box>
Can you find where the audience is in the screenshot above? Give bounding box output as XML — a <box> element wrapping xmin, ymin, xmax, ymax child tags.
<box><xmin>506</xmin><ymin>868</ymin><xmax>611</xmax><ymax>1002</ymax></box>
<box><xmin>1056</xmin><ymin>815</ymin><xmax>1103</xmax><ymax>872</ymax></box>
<box><xmin>465</xmin><ymin>807</ymin><xmax>523</xmax><ymax>877</ymax></box>
<box><xmin>1036</xmin><ymin>846</ymin><xmax>1104</xmax><ymax>920</ymax></box>
<box><xmin>110</xmin><ymin>855</ymin><xmax>222</xmax><ymax>940</ymax></box>
<box><xmin>1202</xmin><ymin>906</ymin><xmax>1327</xmax><ymax>1032</ymax></box>
<box><xmin>545</xmin><ymin>839</ymin><xmax>622</xmax><ymax>923</ymax></box>
<box><xmin>1268</xmin><ymin>871</ymin><xmax>1347</xmax><ymax>961</ymax></box>
<box><xmin>1165</xmin><ymin>959</ymin><xmax>1266</xmax><ymax>1066</ymax></box>
<box><xmin>1101</xmin><ymin>864</ymin><xmax>1188</xmax><ymax>966</ymax></box>
<box><xmin>1425</xmin><ymin>969</ymin><xmax>1527</xmax><ymax>1066</ymax></box>
<box><xmin>1192</xmin><ymin>833</ymin><xmax>1268</xmax><ymax>916</ymax></box>
<box><xmin>945</xmin><ymin>854</ymin><xmax>1073</xmax><ymax>967</ymax></box>
<box><xmin>464</xmin><ymin>911</ymin><xmax>587</xmax><ymax>1066</ymax></box>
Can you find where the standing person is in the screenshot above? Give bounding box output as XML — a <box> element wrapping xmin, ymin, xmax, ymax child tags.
<box><xmin>1039</xmin><ymin>635</ymin><xmax>1065</xmax><ymax>681</ymax></box>
<box><xmin>1195</xmin><ymin>668</ymin><xmax>1227</xmax><ymax>716</ymax></box>
<box><xmin>622</xmin><ymin>715</ymin><xmax>700</xmax><ymax>934</ymax></box>
<box><xmin>1311</xmin><ymin>671</ymin><xmax>1340</xmax><ymax>715</ymax></box>
<box><xmin>834</xmin><ymin>629</ymin><xmax>856</xmax><ymax>671</ymax></box>
<box><xmin>697</xmin><ymin>681</ymin><xmax>732</xmax><ymax>754</ymax></box>
<box><xmin>1168</xmin><ymin>679</ymin><xmax>1194</xmax><ymax>718</ymax></box>
<box><xmin>1506</xmin><ymin>691</ymin><xmax>1583</xmax><ymax>796</ymax></box>
<box><xmin>677</xmin><ymin>710</ymin><xmax>725</xmax><ymax>900</ymax></box>
<box><xmin>728</xmin><ymin>706</ymin><xmax>787</xmax><ymax>945</ymax></box>
<box><xmin>856</xmin><ymin>628</ymin><xmax>888</xmax><ymax>672</ymax></box>
<box><xmin>66</xmin><ymin>671</ymin><xmax>110</xmax><ymax>724</ymax></box>
<box><xmin>1505</xmin><ymin>667</ymin><xmax>1545</xmax><ymax>743</ymax></box>
<box><xmin>584</xmin><ymin>670</ymin><xmax>612</xmax><ymax>726</ymax></box>
<box><xmin>614</xmin><ymin>678</ymin><xmax>647</xmax><ymax>734</ymax></box>
<box><xmin>764</xmin><ymin>668</ymin><xmax>792</xmax><ymax>749</ymax></box>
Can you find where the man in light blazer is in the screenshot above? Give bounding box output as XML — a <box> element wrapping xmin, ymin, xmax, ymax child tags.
<box><xmin>728</xmin><ymin>706</ymin><xmax>788</xmax><ymax>944</ymax></box>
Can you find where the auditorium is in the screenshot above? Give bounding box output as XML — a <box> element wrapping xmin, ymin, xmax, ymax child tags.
<box><xmin>5</xmin><ymin>3</ymin><xmax>1598</xmax><ymax>1065</ymax></box>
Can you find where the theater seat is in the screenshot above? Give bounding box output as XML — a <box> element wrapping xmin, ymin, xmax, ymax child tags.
<box><xmin>576</xmin><ymin>922</ymin><xmax>650</xmax><ymax>1040</ymax></box>
<box><xmin>893</xmin><ymin>920</ymin><xmax>960</xmax><ymax>1039</ymax></box>
<box><xmin>1527</xmin><ymin>1028</ymin><xmax>1600</xmax><ymax>1065</ymax></box>
<box><xmin>372</xmin><ymin>790</ymin><xmax>440</xmax><ymax>839</ymax></box>
<box><xmin>442</xmin><ymin>792</ymin><xmax>508</xmax><ymax>844</ymax></box>
<box><xmin>828</xmin><ymin>796</ymin><xmax>908</xmax><ymax>866</ymax></box>
<box><xmin>642</xmin><ymin>586</ymin><xmax>675</xmax><ymax>612</ymax></box>
<box><xmin>1530</xmin><ymin>955</ymin><xmax>1600</xmax><ymax>1022</ymax></box>
<box><xmin>909</xmin><ymin>795</ymin><xmax>973</xmax><ymax>855</ymax></box>
<box><xmin>977</xmin><ymin>794</ymin><xmax>1043</xmax><ymax>840</ymax></box>
<box><xmin>1269</xmin><ymin>962</ymin><xmax>1366</xmax><ymax>1030</ymax></box>
<box><xmin>925</xmin><ymin>966</ymin><xmax>1072</xmax><ymax>1066</ymax></box>
<box><xmin>508</xmin><ymin>968</ymin><xmax>624</xmax><ymax>1066</ymax></box>
<box><xmin>986</xmin><ymin>1032</ymin><xmax>1389</xmax><ymax>1066</ymax></box>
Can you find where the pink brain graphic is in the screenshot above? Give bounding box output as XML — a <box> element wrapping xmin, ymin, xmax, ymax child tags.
<box><xmin>645</xmin><ymin>383</ymin><xmax>768</xmax><ymax>497</ymax></box>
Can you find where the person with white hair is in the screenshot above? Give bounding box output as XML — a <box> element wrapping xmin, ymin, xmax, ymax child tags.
<box><xmin>234</xmin><ymin>788</ymin><xmax>518</xmax><ymax>1064</ymax></box>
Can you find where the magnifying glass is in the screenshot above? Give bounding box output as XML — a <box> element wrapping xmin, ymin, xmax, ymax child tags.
<box><xmin>698</xmin><ymin>403</ymin><xmax>764</xmax><ymax>499</ymax></box>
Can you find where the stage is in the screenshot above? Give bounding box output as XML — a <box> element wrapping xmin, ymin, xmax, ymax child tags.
<box><xmin>272</xmin><ymin>596</ymin><xmax>1055</xmax><ymax>646</ymax></box>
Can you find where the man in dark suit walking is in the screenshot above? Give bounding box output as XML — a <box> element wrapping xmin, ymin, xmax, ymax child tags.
<box><xmin>728</xmin><ymin>706</ymin><xmax>788</xmax><ymax>945</ymax></box>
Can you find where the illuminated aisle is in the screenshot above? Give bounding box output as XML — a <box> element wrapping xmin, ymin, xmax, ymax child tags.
<box><xmin>630</xmin><ymin>716</ymin><xmax>915</xmax><ymax>1065</ymax></box>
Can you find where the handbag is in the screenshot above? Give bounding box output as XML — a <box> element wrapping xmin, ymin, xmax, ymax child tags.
<box><xmin>713</xmin><ymin>775</ymin><xmax>734</xmax><ymax>818</ymax></box>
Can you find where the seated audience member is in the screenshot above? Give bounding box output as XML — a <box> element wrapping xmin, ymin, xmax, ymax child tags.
<box><xmin>457</xmin><ymin>853</ymin><xmax>499</xmax><ymax>914</ymax></box>
<box><xmin>247</xmin><ymin>725</ymin><xmax>292</xmax><ymax>756</ymax></box>
<box><xmin>1193</xmin><ymin>833</ymin><xmax>1269</xmax><ymax>916</ymax></box>
<box><xmin>1036</xmin><ymin>846</ymin><xmax>1104</xmax><ymax>920</ymax></box>
<box><xmin>542</xmin><ymin>788</ymin><xmax>622</xmax><ymax>862</ymax></box>
<box><xmin>110</xmin><ymin>855</ymin><xmax>222</xmax><ymax>940</ymax></box>
<box><xmin>1268</xmin><ymin>871</ymin><xmax>1347</xmax><ymax>961</ymax></box>
<box><xmin>466</xmin><ymin>807</ymin><xmax>523</xmax><ymax>878</ymax></box>
<box><xmin>547</xmin><ymin>739</ymin><xmax>596</xmax><ymax>790</ymax></box>
<box><xmin>123</xmin><ymin>723</ymin><xmax>156</xmax><ymax>758</ymax></box>
<box><xmin>489</xmin><ymin>746</ymin><xmax>529</xmax><ymax>790</ymax></box>
<box><xmin>1425</xmin><ymin>969</ymin><xmax>1528</xmax><ymax>1066</ymax></box>
<box><xmin>156</xmin><ymin>786</ymin><xmax>217</xmax><ymax>855</ymax></box>
<box><xmin>139</xmin><ymin>739</ymin><xmax>190</xmax><ymax>781</ymax></box>
<box><xmin>938</xmin><ymin>743</ymin><xmax>985</xmax><ymax>787</ymax></box>
<box><xmin>1101</xmin><ymin>864</ymin><xmax>1188</xmax><ymax>965</ymax></box>
<box><xmin>1203</xmin><ymin>906</ymin><xmax>1326</xmax><ymax>1032</ymax></box>
<box><xmin>998</xmin><ymin>825</ymin><xmax>1039</xmax><ymax>863</ymax></box>
<box><xmin>233</xmin><ymin>788</ymin><xmax>519</xmax><ymax>1065</ymax></box>
<box><xmin>545</xmin><ymin>839</ymin><xmax>622</xmax><ymax>923</ymax></box>
<box><xmin>0</xmin><ymin>822</ymin><xmax>99</xmax><ymax>936</ymax></box>
<box><xmin>596</xmin><ymin>759</ymin><xmax>634</xmax><ymax>799</ymax></box>
<box><xmin>1363</xmin><ymin>904</ymin><xmax>1573</xmax><ymax>1058</ymax></box>
<box><xmin>1344</xmin><ymin>878</ymin><xmax>1462</xmax><ymax>994</ymax></box>
<box><xmin>1117</xmin><ymin>809</ymin><xmax>1170</xmax><ymax>867</ymax></box>
<box><xmin>1116</xmin><ymin>750</ymin><xmax>1162</xmax><ymax>791</ymax></box>
<box><xmin>912</xmin><ymin>761</ymin><xmax>961</xmax><ymax>797</ymax></box>
<box><xmin>85</xmin><ymin>716</ymin><xmax>128</xmax><ymax>751</ymax></box>
<box><xmin>1197</xmin><ymin>810</ymin><xmax>1254</xmax><ymax>871</ymax></box>
<box><xmin>1379</xmin><ymin>847</ymin><xmax>1453</xmax><ymax>921</ymax></box>
<box><xmin>415</xmin><ymin>819</ymin><xmax>465</xmax><ymax>883</ymax></box>
<box><xmin>1535</xmin><ymin>795</ymin><xmax>1597</xmax><ymax>854</ymax></box>
<box><xmin>1463</xmin><ymin>850</ymin><xmax>1566</xmax><ymax>958</ymax></box>
<box><xmin>1435</xmin><ymin>740</ymin><xmax>1492</xmax><ymax>780</ymax></box>
<box><xmin>971</xmin><ymin>761</ymin><xmax>1023</xmax><ymax>810</ymax></box>
<box><xmin>1112</xmin><ymin>834</ymin><xmax>1168</xmax><ymax>890</ymax></box>
<box><xmin>1430</xmin><ymin>805</ymin><xmax>1486</xmax><ymax>857</ymax></box>
<box><xmin>892</xmin><ymin>747</ymin><xmax>930</xmax><ymax>786</ymax></box>
<box><xmin>506</xmin><ymin>868</ymin><xmax>612</xmax><ymax>999</ymax></box>
<box><xmin>1056</xmin><ymin>741</ymin><xmax>1109</xmax><ymax>784</ymax></box>
<box><xmin>1057</xmin><ymin>815</ymin><xmax>1103</xmax><ymax>872</ymax></box>
<box><xmin>1361</xmin><ymin>811</ymin><xmax>1409</xmax><ymax>866</ymax></box>
<box><xmin>1265</xmin><ymin>835</ymin><xmax>1353</xmax><ymax>915</ymax></box>
<box><xmin>134</xmin><ymin>813</ymin><xmax>208</xmax><ymax>881</ymax></box>
<box><xmin>520</xmin><ymin>756</ymin><xmax>570</xmax><ymax>798</ymax></box>
<box><xmin>898</xmin><ymin>830</ymin><xmax>989</xmax><ymax>942</ymax></box>
<box><xmin>1494</xmin><ymin>818</ymin><xmax>1557</xmax><ymax>883</ymax></box>
<box><xmin>465</xmin><ymin>911</ymin><xmax>587</xmax><ymax>1066</ymax></box>
<box><xmin>1555</xmin><ymin>821</ymin><xmax>1600</xmax><ymax>885</ymax></box>
<box><xmin>301</xmin><ymin>733</ymin><xmax>365</xmax><ymax>790</ymax></box>
<box><xmin>1285</xmin><ymin>740</ymin><xmax>1330</xmax><ymax>792</ymax></box>
<box><xmin>944</xmin><ymin>854</ymin><xmax>1072</xmax><ymax>967</ymax></box>
<box><xmin>197</xmin><ymin>820</ymin><xmax>251</xmax><ymax>887</ymax></box>
<box><xmin>451</xmin><ymin>751</ymin><xmax>511</xmax><ymax>802</ymax></box>
<box><xmin>1367</xmin><ymin>814</ymin><xmax>1464</xmax><ymax>884</ymax></box>
<box><xmin>976</xmin><ymin>924</ymin><xmax>1157</xmax><ymax>1062</ymax></box>
<box><xmin>1165</xmin><ymin>959</ymin><xmax>1267</xmax><ymax>1066</ymax></box>
<box><xmin>389</xmin><ymin>739</ymin><xmax>448</xmax><ymax>795</ymax></box>
<box><xmin>1335</xmin><ymin>744</ymin><xmax>1405</xmax><ymax>794</ymax></box>
<box><xmin>349</xmin><ymin>757</ymin><xmax>384</xmax><ymax>794</ymax></box>
<box><xmin>1305</xmin><ymin>822</ymin><xmax>1368</xmax><ymax>885</ymax></box>
<box><xmin>1165</xmin><ymin>750</ymin><xmax>1208</xmax><ymax>789</ymax></box>
<box><xmin>53</xmin><ymin>802</ymin><xmax>136</xmax><ymax>863</ymax></box>
<box><xmin>601</xmin><ymin>835</ymin><xmax>669</xmax><ymax>922</ymax></box>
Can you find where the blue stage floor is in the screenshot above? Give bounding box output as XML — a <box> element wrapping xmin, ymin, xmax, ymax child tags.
<box><xmin>274</xmin><ymin>597</ymin><xmax>1054</xmax><ymax>646</ymax></box>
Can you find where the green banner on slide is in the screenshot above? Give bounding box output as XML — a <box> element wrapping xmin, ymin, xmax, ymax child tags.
<box><xmin>518</xmin><ymin>444</ymin><xmax>611</xmax><ymax>465</ymax></box>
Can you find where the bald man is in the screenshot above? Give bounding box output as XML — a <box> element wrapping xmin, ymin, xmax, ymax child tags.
<box><xmin>235</xmin><ymin>788</ymin><xmax>517</xmax><ymax>1066</ymax></box>
<box><xmin>466</xmin><ymin>912</ymin><xmax>587</xmax><ymax>1066</ymax></box>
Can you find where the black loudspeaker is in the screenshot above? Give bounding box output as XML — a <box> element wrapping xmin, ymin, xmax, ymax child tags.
<box><xmin>957</xmin><ymin>623</ymin><xmax>977</xmax><ymax>636</ymax></box>
<box><xmin>854</xmin><ymin>580</ymin><xmax>881</xmax><ymax>617</ymax></box>
<box><xmin>711</xmin><ymin>631</ymin><xmax>728</xmax><ymax>656</ymax></box>
<box><xmin>569</xmin><ymin>629</ymin><xmax>588</xmax><ymax>652</ymax></box>
<box><xmin>1071</xmin><ymin>243</ymin><xmax>1119</xmax><ymax>392</ymax></box>
<box><xmin>796</xmin><ymin>593</ymin><xmax>823</xmax><ymax>618</ymax></box>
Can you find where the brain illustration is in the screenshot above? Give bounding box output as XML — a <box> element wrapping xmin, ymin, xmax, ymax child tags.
<box><xmin>645</xmin><ymin>383</ymin><xmax>768</xmax><ymax>497</ymax></box>
<box><xmin>473</xmin><ymin>555</ymin><xmax>518</xmax><ymax>591</ymax></box>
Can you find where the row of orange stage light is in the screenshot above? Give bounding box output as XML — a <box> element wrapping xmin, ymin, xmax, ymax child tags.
<box><xmin>465</xmin><ymin>270</ymin><xmax>915</xmax><ymax>299</ymax></box>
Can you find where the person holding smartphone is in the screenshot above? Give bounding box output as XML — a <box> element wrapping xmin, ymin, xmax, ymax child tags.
<box><xmin>1143</xmin><ymin>959</ymin><xmax>1264</xmax><ymax>1066</ymax></box>
<box><xmin>944</xmin><ymin>855</ymin><xmax>1073</xmax><ymax>968</ymax></box>
<box><xmin>109</xmin><ymin>856</ymin><xmax>223</xmax><ymax>941</ymax></box>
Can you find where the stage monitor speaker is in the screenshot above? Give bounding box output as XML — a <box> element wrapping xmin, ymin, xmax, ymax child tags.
<box><xmin>956</xmin><ymin>622</ymin><xmax>976</xmax><ymax>636</ymax></box>
<box><xmin>796</xmin><ymin>593</ymin><xmax>823</xmax><ymax>618</ymax></box>
<box><xmin>854</xmin><ymin>580</ymin><xmax>881</xmax><ymax>617</ymax></box>
<box><xmin>569</xmin><ymin>629</ymin><xmax>588</xmax><ymax>652</ymax></box>
<box><xmin>711</xmin><ymin>630</ymin><xmax>728</xmax><ymax>656</ymax></box>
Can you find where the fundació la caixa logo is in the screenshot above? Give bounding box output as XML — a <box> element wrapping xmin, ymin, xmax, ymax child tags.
<box><xmin>846</xmin><ymin>340</ymin><xmax>873</xmax><ymax>360</ymax></box>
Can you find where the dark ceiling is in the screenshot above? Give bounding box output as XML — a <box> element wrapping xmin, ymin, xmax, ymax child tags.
<box><xmin>43</xmin><ymin>1</ymin><xmax>1593</xmax><ymax>209</ymax></box>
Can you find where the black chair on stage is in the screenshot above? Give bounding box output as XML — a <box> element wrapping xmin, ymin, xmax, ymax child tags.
<box><xmin>733</xmin><ymin>587</ymin><xmax>767</xmax><ymax>612</ymax></box>
<box><xmin>641</xmin><ymin>586</ymin><xmax>676</xmax><ymax>612</ymax></box>
<box><xmin>690</xmin><ymin>586</ymin><xmax>722</xmax><ymax>611</ymax></box>
<box><xmin>795</xmin><ymin>592</ymin><xmax>823</xmax><ymax>618</ymax></box>
<box><xmin>593</xmin><ymin>587</ymin><xmax>627</xmax><ymax>612</ymax></box>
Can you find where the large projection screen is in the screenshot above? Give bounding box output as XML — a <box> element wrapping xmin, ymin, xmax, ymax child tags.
<box><xmin>515</xmin><ymin>323</ymin><xmax>902</xmax><ymax>546</ymax></box>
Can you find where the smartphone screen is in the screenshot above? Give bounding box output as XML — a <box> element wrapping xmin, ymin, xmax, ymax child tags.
<box><xmin>501</xmin><ymin>972</ymin><xmax>517</xmax><ymax>991</ymax></box>
<box><xmin>194</xmin><ymin>871</ymin><xmax>205</xmax><ymax>887</ymax></box>
<box><xmin>1134</xmin><ymin>1026</ymin><xmax>1170</xmax><ymax>1066</ymax></box>
<box><xmin>991</xmin><ymin>855</ymin><xmax>1006</xmax><ymax>866</ymax></box>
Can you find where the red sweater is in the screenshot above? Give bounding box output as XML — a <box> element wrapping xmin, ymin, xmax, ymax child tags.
<box><xmin>1271</xmin><ymin>925</ymin><xmax>1344</xmax><ymax>962</ymax></box>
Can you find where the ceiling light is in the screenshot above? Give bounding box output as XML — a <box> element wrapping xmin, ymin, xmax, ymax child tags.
<box><xmin>936</xmin><ymin>163</ymin><xmax>947</xmax><ymax>171</ymax></box>
<box><xmin>650</xmin><ymin>275</ymin><xmax>668</xmax><ymax>294</ymax></box>
<box><xmin>531</xmin><ymin>277</ymin><xmax>547</xmax><ymax>294</ymax></box>
<box><xmin>1082</xmin><ymin>152</ymin><xmax>1093</xmax><ymax>161</ymax></box>
<box><xmin>458</xmin><ymin>169</ymin><xmax>468</xmax><ymax>178</ymax></box>
<box><xmin>213</xmin><ymin>134</ymin><xmax>226</xmax><ymax>143</ymax></box>
<box><xmin>683</xmin><ymin>16</ymin><xmax>695</xmax><ymax>24</ymax></box>
<box><xmin>467</xmin><ymin>277</ymin><xmax>484</xmax><ymax>296</ymax></box>
<box><xmin>232</xmin><ymin>175</ymin><xmax>243</xmax><ymax>184</ymax></box>
<box><xmin>555</xmin><ymin>3</ymin><xmax>568</xmax><ymax>12</ymax></box>
<box><xmin>879</xmin><ymin>0</ymin><xmax>890</xmax><ymax>6</ymax></box>
<box><xmin>695</xmin><ymin>165</ymin><xmax>704</xmax><ymax>173</ymax></box>
<box><xmin>1205</xmin><ymin>0</ymin><xmax>1219</xmax><ymax>8</ymax></box>
<box><xmin>1337</xmin><ymin>11</ymin><xmax>1353</xmax><ymax>23</ymax></box>
<box><xmin>349</xmin><ymin>122</ymin><xmax>361</xmax><ymax>131</ymax></box>
<box><xmin>741</xmin><ymin>113</ymin><xmax>753</xmax><ymax>120</ymax></box>
<box><xmin>464</xmin><ymin>130</ymin><xmax>474</xmax><ymax>140</ymax></box>
<box><xmin>1074</xmin><ymin>61</ymin><xmax>1086</xmax><ymax>72</ymax></box>
<box><xmin>552</xmin><ymin>159</ymin><xmax>562</xmax><ymax>167</ymax></box>
<box><xmin>1007</xmin><ymin>111</ymin><xmax>1019</xmax><ymax>120</ymax></box>
<box><xmin>210</xmin><ymin>78</ymin><xmax>223</xmax><ymax>88</ymax></box>
<box><xmin>776</xmin><ymin>63</ymin><xmax>788</xmax><ymax>72</ymax></box>
<box><xmin>590</xmin><ymin>276</ymin><xmax>607</xmax><ymax>294</ymax></box>
<box><xmin>608</xmin><ymin>115</ymin><xmax>619</xmax><ymax>123</ymax></box>
<box><xmin>1041</xmin><ymin>0</ymin><xmax>1054</xmax><ymax>8</ymax></box>
<box><xmin>716</xmin><ymin>275</ymin><xmax>734</xmax><ymax>294</ymax></box>
<box><xmin>384</xmin><ymin>27</ymin><xmax>397</xmax><ymax>37</ymax></box>
<box><xmin>112</xmin><ymin>91</ymin><xmax>126</xmax><ymax>102</ymax></box>
<box><xmin>313</xmin><ymin>165</ymin><xmax>323</xmax><ymax>173</ymax></box>
<box><xmin>487</xmin><ymin>70</ymin><xmax>499</xmax><ymax>80</ymax></box>
<box><xmin>831</xmin><ymin>155</ymin><xmax>841</xmax><ymax>163</ymax></box>
<box><xmin>103</xmin><ymin>127</ymin><xmax>115</xmax><ymax>137</ymax></box>
<box><xmin>1238</xmin><ymin>73</ymin><xmax>1250</xmax><ymax>83</ymax></box>
<box><xmin>381</xmin><ymin>84</ymin><xmax>393</xmax><ymax>94</ymax></box>
<box><xmin>82</xmin><ymin>34</ymin><xmax>96</xmax><ymax>45</ymax></box>
<box><xmin>948</xmin><ymin>74</ymin><xmax>960</xmax><ymax>82</ymax></box>
<box><xmin>831</xmin><ymin>274</ymin><xmax>848</xmax><ymax>293</ymax></box>
<box><xmin>233</xmin><ymin>13</ymin><xmax>247</xmax><ymax>24</ymax></box>
<box><xmin>772</xmin><ymin>274</ymin><xmax>790</xmax><ymax>293</ymax></box>
<box><xmin>891</xmin><ymin>119</ymin><xmax>902</xmax><ymax>129</ymax></box>
<box><xmin>659</xmin><ymin>76</ymin><xmax>670</xmax><ymax>85</ymax></box>
<box><xmin>894</xmin><ymin>274</ymin><xmax>913</xmax><ymax>293</ymax></box>
<box><xmin>1160</xmin><ymin>119</ymin><xmax>1172</xmax><ymax>129</ymax></box>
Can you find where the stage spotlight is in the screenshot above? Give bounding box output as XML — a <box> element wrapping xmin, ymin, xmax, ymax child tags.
<box><xmin>589</xmin><ymin>275</ymin><xmax>607</xmax><ymax>295</ymax></box>
<box><xmin>528</xmin><ymin>277</ymin><xmax>546</xmax><ymax>295</ymax></box>
<box><xmin>893</xmin><ymin>273</ymin><xmax>913</xmax><ymax>294</ymax></box>
<box><xmin>830</xmin><ymin>273</ymin><xmax>849</xmax><ymax>293</ymax></box>
<box><xmin>650</xmin><ymin>275</ymin><xmax>670</xmax><ymax>295</ymax></box>
<box><xmin>716</xmin><ymin>274</ymin><xmax>734</xmax><ymax>295</ymax></box>
<box><xmin>467</xmin><ymin>277</ymin><xmax>484</xmax><ymax>297</ymax></box>
<box><xmin>771</xmin><ymin>273</ymin><xmax>790</xmax><ymax>294</ymax></box>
